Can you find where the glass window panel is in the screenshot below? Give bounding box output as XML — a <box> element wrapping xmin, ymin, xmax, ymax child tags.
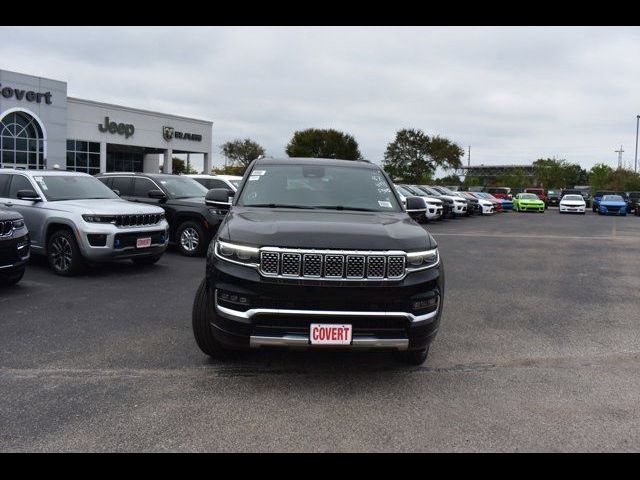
<box><xmin>67</xmin><ymin>139</ymin><xmax>75</xmax><ymax>151</ymax></box>
<box><xmin>29</xmin><ymin>152</ymin><xmax>37</xmax><ymax>165</ymax></box>
<box><xmin>76</xmin><ymin>141</ymin><xmax>88</xmax><ymax>152</ymax></box>
<box><xmin>15</xmin><ymin>151</ymin><xmax>28</xmax><ymax>165</ymax></box>
<box><xmin>76</xmin><ymin>152</ymin><xmax>88</xmax><ymax>168</ymax></box>
<box><xmin>89</xmin><ymin>153</ymin><xmax>100</xmax><ymax>169</ymax></box>
<box><xmin>29</xmin><ymin>139</ymin><xmax>38</xmax><ymax>151</ymax></box>
<box><xmin>66</xmin><ymin>152</ymin><xmax>75</xmax><ymax>168</ymax></box>
<box><xmin>15</xmin><ymin>138</ymin><xmax>28</xmax><ymax>151</ymax></box>
<box><xmin>9</xmin><ymin>175</ymin><xmax>34</xmax><ymax>198</ymax></box>
<box><xmin>15</xmin><ymin>114</ymin><xmax>28</xmax><ymax>128</ymax></box>
<box><xmin>2</xmin><ymin>150</ymin><xmax>14</xmax><ymax>165</ymax></box>
<box><xmin>88</xmin><ymin>168</ymin><xmax>100</xmax><ymax>175</ymax></box>
<box><xmin>3</xmin><ymin>137</ymin><xmax>14</xmax><ymax>150</ymax></box>
<box><xmin>89</xmin><ymin>142</ymin><xmax>100</xmax><ymax>153</ymax></box>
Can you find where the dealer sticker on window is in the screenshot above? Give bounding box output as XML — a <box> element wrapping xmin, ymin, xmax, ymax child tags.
<box><xmin>378</xmin><ymin>201</ymin><xmax>393</xmax><ymax>208</ymax></box>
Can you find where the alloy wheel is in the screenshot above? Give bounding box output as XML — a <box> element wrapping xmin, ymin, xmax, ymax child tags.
<box><xmin>180</xmin><ymin>227</ymin><xmax>200</xmax><ymax>253</ymax></box>
<box><xmin>51</xmin><ymin>236</ymin><xmax>73</xmax><ymax>272</ymax></box>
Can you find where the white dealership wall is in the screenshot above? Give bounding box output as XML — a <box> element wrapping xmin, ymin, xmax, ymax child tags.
<box><xmin>0</xmin><ymin>69</ymin><xmax>213</xmax><ymax>173</ymax></box>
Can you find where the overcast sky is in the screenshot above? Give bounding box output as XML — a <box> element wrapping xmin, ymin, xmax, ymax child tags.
<box><xmin>1</xmin><ymin>26</ymin><xmax>639</xmax><ymax>173</ymax></box>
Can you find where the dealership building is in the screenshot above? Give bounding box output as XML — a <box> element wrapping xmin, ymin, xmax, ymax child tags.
<box><xmin>0</xmin><ymin>69</ymin><xmax>213</xmax><ymax>174</ymax></box>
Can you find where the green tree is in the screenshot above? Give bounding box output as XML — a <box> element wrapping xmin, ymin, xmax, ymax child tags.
<box><xmin>221</xmin><ymin>138</ymin><xmax>266</xmax><ymax>168</ymax></box>
<box><xmin>172</xmin><ymin>157</ymin><xmax>197</xmax><ymax>175</ymax></box>
<box><xmin>589</xmin><ymin>163</ymin><xmax>614</xmax><ymax>191</ymax></box>
<box><xmin>285</xmin><ymin>128</ymin><xmax>362</xmax><ymax>160</ymax></box>
<box><xmin>435</xmin><ymin>174</ymin><xmax>462</xmax><ymax>186</ymax></box>
<box><xmin>382</xmin><ymin>129</ymin><xmax>464</xmax><ymax>183</ymax></box>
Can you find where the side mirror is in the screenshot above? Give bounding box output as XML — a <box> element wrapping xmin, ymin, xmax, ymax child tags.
<box><xmin>405</xmin><ymin>196</ymin><xmax>427</xmax><ymax>220</ymax></box>
<box><xmin>17</xmin><ymin>190</ymin><xmax>41</xmax><ymax>201</ymax></box>
<box><xmin>112</xmin><ymin>189</ymin><xmax>121</xmax><ymax>196</ymax></box>
<box><xmin>206</xmin><ymin>188</ymin><xmax>234</xmax><ymax>208</ymax></box>
<box><xmin>148</xmin><ymin>189</ymin><xmax>167</xmax><ymax>200</ymax></box>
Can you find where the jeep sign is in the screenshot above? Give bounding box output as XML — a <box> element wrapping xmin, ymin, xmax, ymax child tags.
<box><xmin>98</xmin><ymin>117</ymin><xmax>135</xmax><ymax>138</ymax></box>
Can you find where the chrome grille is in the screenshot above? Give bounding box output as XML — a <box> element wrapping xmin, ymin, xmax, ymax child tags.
<box><xmin>259</xmin><ymin>249</ymin><xmax>407</xmax><ymax>281</ymax></box>
<box><xmin>0</xmin><ymin>220</ymin><xmax>15</xmax><ymax>237</ymax></box>
<box><xmin>115</xmin><ymin>214</ymin><xmax>163</xmax><ymax>227</ymax></box>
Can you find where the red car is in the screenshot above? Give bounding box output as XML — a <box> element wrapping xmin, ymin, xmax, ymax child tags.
<box><xmin>486</xmin><ymin>187</ymin><xmax>512</xmax><ymax>200</ymax></box>
<box><xmin>525</xmin><ymin>188</ymin><xmax>547</xmax><ymax>204</ymax></box>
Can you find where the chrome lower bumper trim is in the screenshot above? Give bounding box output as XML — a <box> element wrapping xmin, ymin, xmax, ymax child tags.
<box><xmin>215</xmin><ymin>291</ymin><xmax>439</xmax><ymax>324</ymax></box>
<box><xmin>250</xmin><ymin>335</ymin><xmax>409</xmax><ymax>350</ymax></box>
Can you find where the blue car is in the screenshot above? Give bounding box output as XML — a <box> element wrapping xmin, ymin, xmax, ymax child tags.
<box><xmin>500</xmin><ymin>198</ymin><xmax>513</xmax><ymax>210</ymax></box>
<box><xmin>592</xmin><ymin>190</ymin><xmax>616</xmax><ymax>212</ymax></box>
<box><xmin>598</xmin><ymin>195</ymin><xmax>627</xmax><ymax>216</ymax></box>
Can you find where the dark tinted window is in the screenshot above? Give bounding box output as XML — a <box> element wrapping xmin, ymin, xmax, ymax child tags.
<box><xmin>111</xmin><ymin>177</ymin><xmax>134</xmax><ymax>196</ymax></box>
<box><xmin>208</xmin><ymin>179</ymin><xmax>229</xmax><ymax>189</ymax></box>
<box><xmin>8</xmin><ymin>175</ymin><xmax>34</xmax><ymax>198</ymax></box>
<box><xmin>133</xmin><ymin>178</ymin><xmax>158</xmax><ymax>197</ymax></box>
<box><xmin>0</xmin><ymin>174</ymin><xmax>10</xmax><ymax>197</ymax></box>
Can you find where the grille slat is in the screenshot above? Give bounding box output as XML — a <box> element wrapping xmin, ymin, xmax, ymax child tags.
<box><xmin>259</xmin><ymin>249</ymin><xmax>407</xmax><ymax>281</ymax></box>
<box><xmin>0</xmin><ymin>220</ymin><xmax>14</xmax><ymax>237</ymax></box>
<box><xmin>114</xmin><ymin>214</ymin><xmax>162</xmax><ymax>227</ymax></box>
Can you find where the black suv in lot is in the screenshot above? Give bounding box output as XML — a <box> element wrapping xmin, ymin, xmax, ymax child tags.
<box><xmin>97</xmin><ymin>173</ymin><xmax>224</xmax><ymax>256</ymax></box>
<box><xmin>192</xmin><ymin>157</ymin><xmax>444</xmax><ymax>365</ymax></box>
<box><xmin>0</xmin><ymin>208</ymin><xmax>30</xmax><ymax>285</ymax></box>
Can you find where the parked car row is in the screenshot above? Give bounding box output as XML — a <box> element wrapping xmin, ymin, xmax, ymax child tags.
<box><xmin>0</xmin><ymin>169</ymin><xmax>244</xmax><ymax>283</ymax></box>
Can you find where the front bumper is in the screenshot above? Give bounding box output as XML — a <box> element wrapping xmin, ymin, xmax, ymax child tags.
<box><xmin>518</xmin><ymin>203</ymin><xmax>544</xmax><ymax>212</ymax></box>
<box><xmin>77</xmin><ymin>220</ymin><xmax>170</xmax><ymax>261</ymax></box>
<box><xmin>207</xmin><ymin>256</ymin><xmax>444</xmax><ymax>352</ymax></box>
<box><xmin>559</xmin><ymin>205</ymin><xmax>585</xmax><ymax>213</ymax></box>
<box><xmin>0</xmin><ymin>231</ymin><xmax>30</xmax><ymax>273</ymax></box>
<box><xmin>425</xmin><ymin>205</ymin><xmax>444</xmax><ymax>219</ymax></box>
<box><xmin>599</xmin><ymin>207</ymin><xmax>626</xmax><ymax>215</ymax></box>
<box><xmin>452</xmin><ymin>203</ymin><xmax>467</xmax><ymax>216</ymax></box>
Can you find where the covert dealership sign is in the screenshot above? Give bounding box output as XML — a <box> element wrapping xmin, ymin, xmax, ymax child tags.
<box><xmin>0</xmin><ymin>82</ymin><xmax>52</xmax><ymax>104</ymax></box>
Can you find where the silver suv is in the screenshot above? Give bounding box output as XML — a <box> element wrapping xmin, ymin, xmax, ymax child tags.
<box><xmin>0</xmin><ymin>170</ymin><xmax>169</xmax><ymax>276</ymax></box>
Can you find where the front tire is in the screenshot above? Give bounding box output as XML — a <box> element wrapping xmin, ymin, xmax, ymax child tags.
<box><xmin>176</xmin><ymin>221</ymin><xmax>207</xmax><ymax>257</ymax></box>
<box><xmin>397</xmin><ymin>347</ymin><xmax>430</xmax><ymax>366</ymax></box>
<box><xmin>192</xmin><ymin>279</ymin><xmax>232</xmax><ymax>358</ymax></box>
<box><xmin>47</xmin><ymin>230</ymin><xmax>84</xmax><ymax>276</ymax></box>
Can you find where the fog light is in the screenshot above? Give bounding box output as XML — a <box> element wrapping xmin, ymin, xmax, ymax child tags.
<box><xmin>412</xmin><ymin>296</ymin><xmax>438</xmax><ymax>311</ymax></box>
<box><xmin>218</xmin><ymin>290</ymin><xmax>250</xmax><ymax>306</ymax></box>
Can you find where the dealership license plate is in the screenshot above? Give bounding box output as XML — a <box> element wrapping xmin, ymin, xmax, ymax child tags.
<box><xmin>310</xmin><ymin>324</ymin><xmax>352</xmax><ymax>345</ymax></box>
<box><xmin>136</xmin><ymin>237</ymin><xmax>152</xmax><ymax>249</ymax></box>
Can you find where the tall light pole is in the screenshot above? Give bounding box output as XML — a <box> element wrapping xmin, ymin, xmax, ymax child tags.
<box><xmin>635</xmin><ymin>115</ymin><xmax>639</xmax><ymax>173</ymax></box>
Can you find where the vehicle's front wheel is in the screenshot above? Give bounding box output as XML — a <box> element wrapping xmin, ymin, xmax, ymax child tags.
<box><xmin>132</xmin><ymin>255</ymin><xmax>162</xmax><ymax>266</ymax></box>
<box><xmin>47</xmin><ymin>230</ymin><xmax>84</xmax><ymax>276</ymax></box>
<box><xmin>0</xmin><ymin>267</ymin><xmax>25</xmax><ymax>286</ymax></box>
<box><xmin>176</xmin><ymin>221</ymin><xmax>207</xmax><ymax>257</ymax></box>
<box><xmin>397</xmin><ymin>347</ymin><xmax>430</xmax><ymax>366</ymax></box>
<box><xmin>192</xmin><ymin>279</ymin><xmax>232</xmax><ymax>358</ymax></box>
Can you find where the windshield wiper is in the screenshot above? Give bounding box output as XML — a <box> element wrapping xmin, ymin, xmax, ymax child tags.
<box><xmin>315</xmin><ymin>205</ymin><xmax>380</xmax><ymax>212</ymax></box>
<box><xmin>244</xmin><ymin>204</ymin><xmax>317</xmax><ymax>209</ymax></box>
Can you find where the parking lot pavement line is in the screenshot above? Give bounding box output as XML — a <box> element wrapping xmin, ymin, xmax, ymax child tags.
<box><xmin>431</xmin><ymin>232</ymin><xmax>639</xmax><ymax>241</ymax></box>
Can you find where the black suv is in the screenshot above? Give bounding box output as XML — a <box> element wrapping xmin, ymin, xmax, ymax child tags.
<box><xmin>97</xmin><ymin>173</ymin><xmax>225</xmax><ymax>257</ymax></box>
<box><xmin>0</xmin><ymin>208</ymin><xmax>30</xmax><ymax>285</ymax></box>
<box><xmin>191</xmin><ymin>158</ymin><xmax>444</xmax><ymax>365</ymax></box>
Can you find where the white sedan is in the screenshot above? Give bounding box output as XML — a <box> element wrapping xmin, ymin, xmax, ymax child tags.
<box><xmin>559</xmin><ymin>194</ymin><xmax>586</xmax><ymax>214</ymax></box>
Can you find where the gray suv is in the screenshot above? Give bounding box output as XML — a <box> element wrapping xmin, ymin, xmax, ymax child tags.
<box><xmin>0</xmin><ymin>169</ymin><xmax>169</xmax><ymax>276</ymax></box>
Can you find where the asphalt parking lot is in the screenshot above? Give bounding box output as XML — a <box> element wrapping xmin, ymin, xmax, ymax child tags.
<box><xmin>1</xmin><ymin>208</ymin><xmax>639</xmax><ymax>452</ymax></box>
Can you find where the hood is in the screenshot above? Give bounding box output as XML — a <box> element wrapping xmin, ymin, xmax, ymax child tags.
<box><xmin>220</xmin><ymin>207</ymin><xmax>436</xmax><ymax>251</ymax></box>
<box><xmin>0</xmin><ymin>208</ymin><xmax>23</xmax><ymax>221</ymax></box>
<box><xmin>46</xmin><ymin>199</ymin><xmax>165</xmax><ymax>215</ymax></box>
<box><xmin>169</xmin><ymin>196</ymin><xmax>206</xmax><ymax>207</ymax></box>
<box><xmin>440</xmin><ymin>195</ymin><xmax>465</xmax><ymax>203</ymax></box>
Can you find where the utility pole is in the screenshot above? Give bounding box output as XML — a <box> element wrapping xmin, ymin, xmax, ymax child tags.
<box><xmin>467</xmin><ymin>146</ymin><xmax>471</xmax><ymax>167</ymax></box>
<box><xmin>635</xmin><ymin>115</ymin><xmax>639</xmax><ymax>173</ymax></box>
<box><xmin>615</xmin><ymin>145</ymin><xmax>624</xmax><ymax>169</ymax></box>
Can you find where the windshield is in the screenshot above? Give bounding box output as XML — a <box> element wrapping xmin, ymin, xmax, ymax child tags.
<box><xmin>603</xmin><ymin>195</ymin><xmax>623</xmax><ymax>202</ymax></box>
<box><xmin>158</xmin><ymin>176</ymin><xmax>209</xmax><ymax>199</ymax></box>
<box><xmin>520</xmin><ymin>193</ymin><xmax>539</xmax><ymax>200</ymax></box>
<box><xmin>395</xmin><ymin>185</ymin><xmax>414</xmax><ymax>197</ymax></box>
<box><xmin>417</xmin><ymin>186</ymin><xmax>440</xmax><ymax>196</ymax></box>
<box><xmin>237</xmin><ymin>164</ymin><xmax>401</xmax><ymax>212</ymax></box>
<box><xmin>488</xmin><ymin>188</ymin><xmax>509</xmax><ymax>194</ymax></box>
<box><xmin>33</xmin><ymin>175</ymin><xmax>120</xmax><ymax>202</ymax></box>
<box><xmin>562</xmin><ymin>195</ymin><xmax>583</xmax><ymax>201</ymax></box>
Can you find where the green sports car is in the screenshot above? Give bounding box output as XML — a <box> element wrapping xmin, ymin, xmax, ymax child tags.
<box><xmin>513</xmin><ymin>193</ymin><xmax>545</xmax><ymax>213</ymax></box>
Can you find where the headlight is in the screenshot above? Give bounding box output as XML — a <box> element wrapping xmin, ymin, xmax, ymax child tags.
<box><xmin>208</xmin><ymin>208</ymin><xmax>228</xmax><ymax>216</ymax></box>
<box><xmin>406</xmin><ymin>248</ymin><xmax>439</xmax><ymax>272</ymax></box>
<box><xmin>82</xmin><ymin>214</ymin><xmax>117</xmax><ymax>224</ymax></box>
<box><xmin>215</xmin><ymin>240</ymin><xmax>260</xmax><ymax>267</ymax></box>
<box><xmin>12</xmin><ymin>219</ymin><xmax>25</xmax><ymax>229</ymax></box>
